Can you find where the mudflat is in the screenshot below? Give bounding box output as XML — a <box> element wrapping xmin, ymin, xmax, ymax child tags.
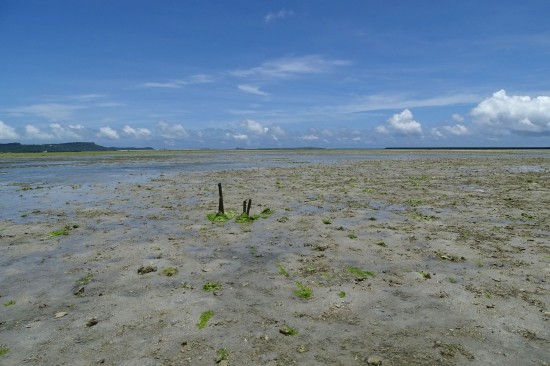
<box><xmin>1</xmin><ymin>151</ymin><xmax>549</xmax><ymax>365</ymax></box>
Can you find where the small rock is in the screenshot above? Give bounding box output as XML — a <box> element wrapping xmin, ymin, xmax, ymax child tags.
<box><xmin>86</xmin><ymin>318</ymin><xmax>98</xmax><ymax>327</ymax></box>
<box><xmin>138</xmin><ymin>265</ymin><xmax>157</xmax><ymax>275</ymax></box>
<box><xmin>367</xmin><ymin>355</ymin><xmax>383</xmax><ymax>365</ymax></box>
<box><xmin>54</xmin><ymin>312</ymin><xmax>68</xmax><ymax>318</ymax></box>
<box><xmin>218</xmin><ymin>360</ymin><xmax>229</xmax><ymax>366</ymax></box>
<box><xmin>202</xmin><ymin>267</ymin><xmax>211</xmax><ymax>272</ymax></box>
<box><xmin>74</xmin><ymin>286</ymin><xmax>85</xmax><ymax>296</ymax></box>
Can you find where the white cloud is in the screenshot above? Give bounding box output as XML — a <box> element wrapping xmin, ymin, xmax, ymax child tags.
<box><xmin>471</xmin><ymin>89</ymin><xmax>550</xmax><ymax>133</ymax></box>
<box><xmin>69</xmin><ymin>93</ymin><xmax>104</xmax><ymax>101</ymax></box>
<box><xmin>8</xmin><ymin>103</ymin><xmax>82</xmax><ymax>120</ymax></box>
<box><xmin>301</xmin><ymin>134</ymin><xmax>319</xmax><ymax>141</ymax></box>
<box><xmin>444</xmin><ymin>124</ymin><xmax>469</xmax><ymax>135</ymax></box>
<box><xmin>49</xmin><ymin>123</ymin><xmax>84</xmax><ymax>140</ymax></box>
<box><xmin>226</xmin><ymin>132</ymin><xmax>248</xmax><ymax>141</ymax></box>
<box><xmin>242</xmin><ymin>119</ymin><xmax>268</xmax><ymax>134</ymax></box>
<box><xmin>122</xmin><ymin>125</ymin><xmax>152</xmax><ymax>139</ymax></box>
<box><xmin>264</xmin><ymin>8</ymin><xmax>294</xmax><ymax>23</ymax></box>
<box><xmin>25</xmin><ymin>125</ymin><xmax>54</xmax><ymax>140</ymax></box>
<box><xmin>140</xmin><ymin>74</ymin><xmax>215</xmax><ymax>89</ymax></box>
<box><xmin>156</xmin><ymin>121</ymin><xmax>188</xmax><ymax>138</ymax></box>
<box><xmin>140</xmin><ymin>80</ymin><xmax>186</xmax><ymax>89</ymax></box>
<box><xmin>97</xmin><ymin>127</ymin><xmax>120</xmax><ymax>140</ymax></box>
<box><xmin>334</xmin><ymin>93</ymin><xmax>481</xmax><ymax>114</ymax></box>
<box><xmin>377</xmin><ymin>109</ymin><xmax>422</xmax><ymax>135</ymax></box>
<box><xmin>238</xmin><ymin>84</ymin><xmax>269</xmax><ymax>96</ymax></box>
<box><xmin>452</xmin><ymin>113</ymin><xmax>465</xmax><ymax>122</ymax></box>
<box><xmin>431</xmin><ymin>123</ymin><xmax>469</xmax><ymax>138</ymax></box>
<box><xmin>0</xmin><ymin>121</ymin><xmax>19</xmax><ymax>140</ymax></box>
<box><xmin>231</xmin><ymin>55</ymin><xmax>350</xmax><ymax>79</ymax></box>
<box><xmin>270</xmin><ymin>125</ymin><xmax>286</xmax><ymax>137</ymax></box>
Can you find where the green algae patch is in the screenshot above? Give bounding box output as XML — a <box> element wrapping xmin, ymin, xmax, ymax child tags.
<box><xmin>216</xmin><ymin>348</ymin><xmax>229</xmax><ymax>363</ymax></box>
<box><xmin>235</xmin><ymin>208</ymin><xmax>273</xmax><ymax>222</ymax></box>
<box><xmin>203</xmin><ymin>282</ymin><xmax>222</xmax><ymax>292</ymax></box>
<box><xmin>77</xmin><ymin>274</ymin><xmax>94</xmax><ymax>286</ymax></box>
<box><xmin>160</xmin><ymin>267</ymin><xmax>178</xmax><ymax>277</ymax></box>
<box><xmin>47</xmin><ymin>224</ymin><xmax>79</xmax><ymax>238</ymax></box>
<box><xmin>410</xmin><ymin>212</ymin><xmax>437</xmax><ymax>221</ymax></box>
<box><xmin>48</xmin><ymin>227</ymin><xmax>70</xmax><ymax>237</ymax></box>
<box><xmin>3</xmin><ymin>300</ymin><xmax>16</xmax><ymax>307</ymax></box>
<box><xmin>207</xmin><ymin>211</ymin><xmax>237</xmax><ymax>223</ymax></box>
<box><xmin>197</xmin><ymin>310</ymin><xmax>214</xmax><ymax>329</ymax></box>
<box><xmin>259</xmin><ymin>208</ymin><xmax>274</xmax><ymax>218</ymax></box>
<box><xmin>346</xmin><ymin>266</ymin><xmax>375</xmax><ymax>280</ymax></box>
<box><xmin>279</xmin><ymin>324</ymin><xmax>299</xmax><ymax>336</ymax></box>
<box><xmin>235</xmin><ymin>212</ymin><xmax>257</xmax><ymax>223</ymax></box>
<box><xmin>294</xmin><ymin>281</ymin><xmax>313</xmax><ymax>299</ymax></box>
<box><xmin>0</xmin><ymin>348</ymin><xmax>9</xmax><ymax>356</ymax></box>
<box><xmin>276</xmin><ymin>263</ymin><xmax>290</xmax><ymax>277</ymax></box>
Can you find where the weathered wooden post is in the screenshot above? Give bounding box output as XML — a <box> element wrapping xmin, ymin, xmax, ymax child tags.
<box><xmin>242</xmin><ymin>200</ymin><xmax>247</xmax><ymax>214</ymax></box>
<box><xmin>218</xmin><ymin>183</ymin><xmax>224</xmax><ymax>214</ymax></box>
<box><xmin>246</xmin><ymin>198</ymin><xmax>252</xmax><ymax>215</ymax></box>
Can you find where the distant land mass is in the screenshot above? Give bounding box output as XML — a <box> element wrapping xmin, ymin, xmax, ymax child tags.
<box><xmin>0</xmin><ymin>142</ymin><xmax>154</xmax><ymax>153</ymax></box>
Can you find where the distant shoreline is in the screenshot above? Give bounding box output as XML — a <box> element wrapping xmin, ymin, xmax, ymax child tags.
<box><xmin>0</xmin><ymin>142</ymin><xmax>153</xmax><ymax>153</ymax></box>
<box><xmin>1</xmin><ymin>142</ymin><xmax>549</xmax><ymax>153</ymax></box>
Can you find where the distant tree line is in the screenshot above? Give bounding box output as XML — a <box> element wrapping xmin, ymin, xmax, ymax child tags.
<box><xmin>0</xmin><ymin>142</ymin><xmax>153</xmax><ymax>153</ymax></box>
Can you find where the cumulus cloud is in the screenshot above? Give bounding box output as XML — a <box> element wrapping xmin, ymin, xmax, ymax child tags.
<box><xmin>122</xmin><ymin>125</ymin><xmax>152</xmax><ymax>139</ymax></box>
<box><xmin>25</xmin><ymin>125</ymin><xmax>54</xmax><ymax>140</ymax></box>
<box><xmin>49</xmin><ymin>123</ymin><xmax>84</xmax><ymax>140</ymax></box>
<box><xmin>264</xmin><ymin>8</ymin><xmax>294</xmax><ymax>23</ymax></box>
<box><xmin>226</xmin><ymin>132</ymin><xmax>248</xmax><ymax>141</ymax></box>
<box><xmin>432</xmin><ymin>124</ymin><xmax>469</xmax><ymax>139</ymax></box>
<box><xmin>97</xmin><ymin>127</ymin><xmax>120</xmax><ymax>140</ymax></box>
<box><xmin>270</xmin><ymin>125</ymin><xmax>286</xmax><ymax>137</ymax></box>
<box><xmin>242</xmin><ymin>119</ymin><xmax>268</xmax><ymax>134</ymax></box>
<box><xmin>377</xmin><ymin>109</ymin><xmax>422</xmax><ymax>135</ymax></box>
<box><xmin>471</xmin><ymin>89</ymin><xmax>550</xmax><ymax>134</ymax></box>
<box><xmin>452</xmin><ymin>113</ymin><xmax>465</xmax><ymax>122</ymax></box>
<box><xmin>156</xmin><ymin>121</ymin><xmax>188</xmax><ymax>139</ymax></box>
<box><xmin>238</xmin><ymin>84</ymin><xmax>269</xmax><ymax>96</ymax></box>
<box><xmin>444</xmin><ymin>124</ymin><xmax>469</xmax><ymax>135</ymax></box>
<box><xmin>0</xmin><ymin>121</ymin><xmax>19</xmax><ymax>140</ymax></box>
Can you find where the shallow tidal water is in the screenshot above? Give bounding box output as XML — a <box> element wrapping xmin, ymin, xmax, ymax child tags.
<box><xmin>1</xmin><ymin>149</ymin><xmax>548</xmax><ymax>222</ymax></box>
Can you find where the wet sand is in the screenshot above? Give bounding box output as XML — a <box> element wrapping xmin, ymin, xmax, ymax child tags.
<box><xmin>1</xmin><ymin>151</ymin><xmax>549</xmax><ymax>365</ymax></box>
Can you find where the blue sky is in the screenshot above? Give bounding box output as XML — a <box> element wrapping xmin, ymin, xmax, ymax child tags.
<box><xmin>1</xmin><ymin>1</ymin><xmax>549</xmax><ymax>148</ymax></box>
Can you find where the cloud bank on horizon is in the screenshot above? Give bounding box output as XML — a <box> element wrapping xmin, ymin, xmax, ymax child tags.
<box><xmin>1</xmin><ymin>1</ymin><xmax>549</xmax><ymax>148</ymax></box>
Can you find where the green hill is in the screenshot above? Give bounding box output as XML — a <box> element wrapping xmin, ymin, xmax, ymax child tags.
<box><xmin>0</xmin><ymin>142</ymin><xmax>153</xmax><ymax>153</ymax></box>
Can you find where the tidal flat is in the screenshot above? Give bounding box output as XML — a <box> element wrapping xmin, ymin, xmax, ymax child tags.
<box><xmin>1</xmin><ymin>150</ymin><xmax>549</xmax><ymax>365</ymax></box>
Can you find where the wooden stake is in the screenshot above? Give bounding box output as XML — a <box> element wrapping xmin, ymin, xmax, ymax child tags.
<box><xmin>246</xmin><ymin>199</ymin><xmax>252</xmax><ymax>215</ymax></box>
<box><xmin>242</xmin><ymin>200</ymin><xmax>247</xmax><ymax>214</ymax></box>
<box><xmin>218</xmin><ymin>183</ymin><xmax>224</xmax><ymax>214</ymax></box>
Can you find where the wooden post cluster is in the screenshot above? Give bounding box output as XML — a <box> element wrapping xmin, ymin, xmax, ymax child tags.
<box><xmin>217</xmin><ymin>183</ymin><xmax>252</xmax><ymax>216</ymax></box>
